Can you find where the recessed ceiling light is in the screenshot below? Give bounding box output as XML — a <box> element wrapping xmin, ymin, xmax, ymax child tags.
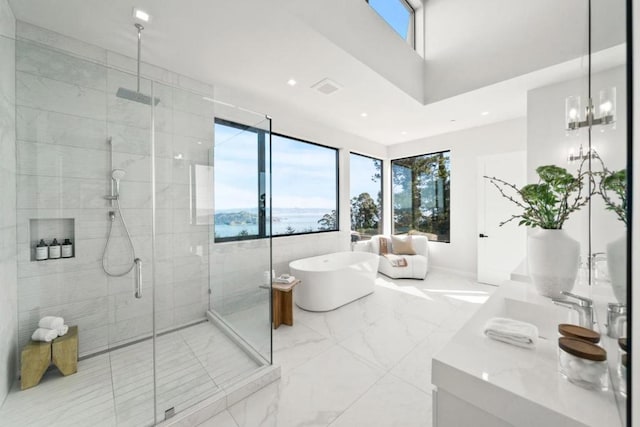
<box><xmin>133</xmin><ymin>8</ymin><xmax>151</xmax><ymax>22</ymax></box>
<box><xmin>450</xmin><ymin>119</ymin><xmax>457</xmax><ymax>122</ymax></box>
<box><xmin>481</xmin><ymin>111</ymin><xmax>490</xmax><ymax>116</ymax></box>
<box><xmin>360</xmin><ymin>112</ymin><xmax>368</xmax><ymax>118</ymax></box>
<box><xmin>287</xmin><ymin>79</ymin><xmax>297</xmax><ymax>86</ymax></box>
<box><xmin>401</xmin><ymin>131</ymin><xmax>408</xmax><ymax>135</ymax></box>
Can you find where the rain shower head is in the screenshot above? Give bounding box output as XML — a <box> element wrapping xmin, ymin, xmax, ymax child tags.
<box><xmin>116</xmin><ymin>87</ymin><xmax>160</xmax><ymax>106</ymax></box>
<box><xmin>115</xmin><ymin>23</ymin><xmax>160</xmax><ymax>106</ymax></box>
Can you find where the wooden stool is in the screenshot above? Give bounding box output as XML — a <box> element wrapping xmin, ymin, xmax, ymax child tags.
<box><xmin>20</xmin><ymin>341</ymin><xmax>51</xmax><ymax>390</ymax></box>
<box><xmin>52</xmin><ymin>326</ymin><xmax>78</xmax><ymax>376</ymax></box>
<box><xmin>20</xmin><ymin>326</ymin><xmax>78</xmax><ymax>390</ymax></box>
<box><xmin>272</xmin><ymin>279</ymin><xmax>300</xmax><ymax>329</ymax></box>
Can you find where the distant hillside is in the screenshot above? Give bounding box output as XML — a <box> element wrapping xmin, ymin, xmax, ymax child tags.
<box><xmin>214</xmin><ymin>211</ymin><xmax>257</xmax><ymax>226</ymax></box>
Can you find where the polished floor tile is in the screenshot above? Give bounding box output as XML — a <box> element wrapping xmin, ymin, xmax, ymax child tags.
<box><xmin>222</xmin><ymin>271</ymin><xmax>495</xmax><ymax>427</ymax></box>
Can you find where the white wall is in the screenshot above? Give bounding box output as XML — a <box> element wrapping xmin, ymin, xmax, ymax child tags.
<box><xmin>280</xmin><ymin>0</ymin><xmax>425</xmax><ymax>103</ymax></box>
<box><xmin>422</xmin><ymin>0</ymin><xmax>625</xmax><ymax>103</ymax></box>
<box><xmin>388</xmin><ymin>118</ymin><xmax>527</xmax><ymax>278</ymax></box>
<box><xmin>0</xmin><ymin>0</ymin><xmax>16</xmax><ymax>405</ymax></box>
<box><xmin>527</xmin><ymin>66</ymin><xmax>627</xmax><ymax>261</ymax></box>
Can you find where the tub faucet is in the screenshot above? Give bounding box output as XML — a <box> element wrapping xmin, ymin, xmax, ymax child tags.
<box><xmin>552</xmin><ymin>291</ymin><xmax>595</xmax><ymax>330</ymax></box>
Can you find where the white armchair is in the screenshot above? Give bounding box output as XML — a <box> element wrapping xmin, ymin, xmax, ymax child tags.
<box><xmin>353</xmin><ymin>235</ymin><xmax>429</xmax><ymax>279</ymax></box>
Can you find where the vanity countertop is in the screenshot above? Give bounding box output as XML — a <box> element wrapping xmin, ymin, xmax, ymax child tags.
<box><xmin>432</xmin><ymin>280</ymin><xmax>622</xmax><ymax>427</ymax></box>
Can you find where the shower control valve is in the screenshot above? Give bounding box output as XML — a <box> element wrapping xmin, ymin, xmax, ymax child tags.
<box><xmin>108</xmin><ymin>211</ymin><xmax>116</xmax><ymax>222</ymax></box>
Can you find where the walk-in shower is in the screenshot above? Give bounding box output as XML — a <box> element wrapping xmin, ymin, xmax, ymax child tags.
<box><xmin>0</xmin><ymin>24</ymin><xmax>275</xmax><ymax>427</ymax></box>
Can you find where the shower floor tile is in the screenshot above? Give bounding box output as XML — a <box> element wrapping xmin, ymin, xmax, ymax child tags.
<box><xmin>0</xmin><ymin>320</ymin><xmax>260</xmax><ymax>427</ymax></box>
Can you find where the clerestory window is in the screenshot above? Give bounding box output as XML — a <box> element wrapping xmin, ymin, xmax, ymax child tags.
<box><xmin>366</xmin><ymin>0</ymin><xmax>415</xmax><ymax>47</ymax></box>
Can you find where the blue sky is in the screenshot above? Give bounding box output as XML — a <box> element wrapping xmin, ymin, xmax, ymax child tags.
<box><xmin>350</xmin><ymin>154</ymin><xmax>381</xmax><ymax>200</ymax></box>
<box><xmin>214</xmin><ymin>125</ymin><xmax>337</xmax><ymax>210</ymax></box>
<box><xmin>369</xmin><ymin>0</ymin><xmax>411</xmax><ymax>39</ymax></box>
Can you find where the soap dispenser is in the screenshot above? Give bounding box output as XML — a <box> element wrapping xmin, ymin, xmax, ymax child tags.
<box><xmin>61</xmin><ymin>238</ymin><xmax>73</xmax><ymax>258</ymax></box>
<box><xmin>35</xmin><ymin>239</ymin><xmax>49</xmax><ymax>261</ymax></box>
<box><xmin>49</xmin><ymin>238</ymin><xmax>61</xmax><ymax>259</ymax></box>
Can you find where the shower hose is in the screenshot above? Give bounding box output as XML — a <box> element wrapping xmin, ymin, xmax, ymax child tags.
<box><xmin>101</xmin><ymin>197</ymin><xmax>138</xmax><ymax>277</ymax></box>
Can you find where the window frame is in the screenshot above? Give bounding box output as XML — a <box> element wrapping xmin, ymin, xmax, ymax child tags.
<box><xmin>213</xmin><ymin>118</ymin><xmax>340</xmax><ymax>243</ymax></box>
<box><xmin>349</xmin><ymin>151</ymin><xmax>384</xmax><ymax>238</ymax></box>
<box><xmin>390</xmin><ymin>149</ymin><xmax>451</xmax><ymax>243</ymax></box>
<box><xmin>366</xmin><ymin>0</ymin><xmax>416</xmax><ymax>49</ymax></box>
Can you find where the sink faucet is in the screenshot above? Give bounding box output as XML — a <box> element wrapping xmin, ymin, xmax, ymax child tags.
<box><xmin>552</xmin><ymin>291</ymin><xmax>595</xmax><ymax>330</ymax></box>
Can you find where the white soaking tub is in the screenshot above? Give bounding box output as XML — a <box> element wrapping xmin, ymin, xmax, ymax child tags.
<box><xmin>289</xmin><ymin>251</ymin><xmax>379</xmax><ymax>312</ymax></box>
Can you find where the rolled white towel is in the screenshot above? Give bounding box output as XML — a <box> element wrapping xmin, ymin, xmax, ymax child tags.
<box><xmin>58</xmin><ymin>325</ymin><xmax>69</xmax><ymax>337</ymax></box>
<box><xmin>39</xmin><ymin>316</ymin><xmax>64</xmax><ymax>330</ymax></box>
<box><xmin>31</xmin><ymin>328</ymin><xmax>58</xmax><ymax>343</ymax></box>
<box><xmin>484</xmin><ymin>317</ymin><xmax>539</xmax><ymax>349</ymax></box>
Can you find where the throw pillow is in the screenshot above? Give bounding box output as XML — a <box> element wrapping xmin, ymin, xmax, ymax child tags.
<box><xmin>391</xmin><ymin>235</ymin><xmax>416</xmax><ymax>255</ymax></box>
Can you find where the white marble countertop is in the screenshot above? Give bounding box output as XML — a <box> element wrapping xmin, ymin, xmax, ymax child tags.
<box><xmin>432</xmin><ymin>280</ymin><xmax>622</xmax><ymax>427</ymax></box>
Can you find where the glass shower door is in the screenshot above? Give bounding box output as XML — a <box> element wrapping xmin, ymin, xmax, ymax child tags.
<box><xmin>104</xmin><ymin>69</ymin><xmax>157</xmax><ymax>427</ymax></box>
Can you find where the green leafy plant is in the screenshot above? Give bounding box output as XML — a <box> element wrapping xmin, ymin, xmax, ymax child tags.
<box><xmin>484</xmin><ymin>160</ymin><xmax>592</xmax><ymax>229</ymax></box>
<box><xmin>597</xmin><ymin>168</ymin><xmax>627</xmax><ymax>225</ymax></box>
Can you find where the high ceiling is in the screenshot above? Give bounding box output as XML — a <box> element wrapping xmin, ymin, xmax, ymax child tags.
<box><xmin>7</xmin><ymin>0</ymin><xmax>626</xmax><ymax>145</ymax></box>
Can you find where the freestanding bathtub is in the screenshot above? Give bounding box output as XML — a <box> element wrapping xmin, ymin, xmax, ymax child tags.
<box><xmin>289</xmin><ymin>251</ymin><xmax>379</xmax><ymax>312</ymax></box>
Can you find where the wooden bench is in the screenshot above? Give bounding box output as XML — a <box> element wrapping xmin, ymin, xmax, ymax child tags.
<box><xmin>21</xmin><ymin>326</ymin><xmax>78</xmax><ymax>390</ymax></box>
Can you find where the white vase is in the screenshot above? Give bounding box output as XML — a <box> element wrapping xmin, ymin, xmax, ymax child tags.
<box><xmin>606</xmin><ymin>234</ymin><xmax>627</xmax><ymax>305</ymax></box>
<box><xmin>527</xmin><ymin>229</ymin><xmax>580</xmax><ymax>298</ymax></box>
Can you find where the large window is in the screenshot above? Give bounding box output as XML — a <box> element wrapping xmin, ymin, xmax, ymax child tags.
<box><xmin>350</xmin><ymin>153</ymin><xmax>382</xmax><ymax>239</ymax></box>
<box><xmin>366</xmin><ymin>0</ymin><xmax>415</xmax><ymax>47</ymax></box>
<box><xmin>392</xmin><ymin>151</ymin><xmax>450</xmax><ymax>242</ymax></box>
<box><xmin>271</xmin><ymin>134</ymin><xmax>338</xmax><ymax>236</ymax></box>
<box><xmin>214</xmin><ymin>119</ymin><xmax>338</xmax><ymax>242</ymax></box>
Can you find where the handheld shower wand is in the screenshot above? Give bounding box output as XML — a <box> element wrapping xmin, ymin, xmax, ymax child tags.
<box><xmin>111</xmin><ymin>169</ymin><xmax>126</xmax><ymax>199</ymax></box>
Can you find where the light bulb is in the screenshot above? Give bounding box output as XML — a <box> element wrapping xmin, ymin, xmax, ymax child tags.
<box><xmin>569</xmin><ymin>108</ymin><xmax>578</xmax><ymax>120</ymax></box>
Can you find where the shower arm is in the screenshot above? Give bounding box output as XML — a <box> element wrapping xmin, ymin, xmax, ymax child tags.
<box><xmin>135</xmin><ymin>23</ymin><xmax>143</xmax><ymax>93</ymax></box>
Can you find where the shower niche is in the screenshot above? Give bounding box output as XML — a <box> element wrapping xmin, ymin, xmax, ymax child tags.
<box><xmin>29</xmin><ymin>218</ymin><xmax>75</xmax><ymax>261</ymax></box>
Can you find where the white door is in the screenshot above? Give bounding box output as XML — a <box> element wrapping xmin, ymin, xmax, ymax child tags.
<box><xmin>477</xmin><ymin>151</ymin><xmax>527</xmax><ymax>285</ymax></box>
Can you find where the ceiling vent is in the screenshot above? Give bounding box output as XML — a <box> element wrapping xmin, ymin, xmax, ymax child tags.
<box><xmin>311</xmin><ymin>78</ymin><xmax>342</xmax><ymax>95</ymax></box>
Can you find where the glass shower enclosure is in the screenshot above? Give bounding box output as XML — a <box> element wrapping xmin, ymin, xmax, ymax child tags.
<box><xmin>0</xmin><ymin>30</ymin><xmax>273</xmax><ymax>427</ymax></box>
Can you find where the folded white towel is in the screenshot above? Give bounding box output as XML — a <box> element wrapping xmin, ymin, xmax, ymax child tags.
<box><xmin>31</xmin><ymin>328</ymin><xmax>58</xmax><ymax>343</ymax></box>
<box><xmin>58</xmin><ymin>325</ymin><xmax>69</xmax><ymax>337</ymax></box>
<box><xmin>484</xmin><ymin>317</ymin><xmax>539</xmax><ymax>349</ymax></box>
<box><xmin>39</xmin><ymin>316</ymin><xmax>64</xmax><ymax>330</ymax></box>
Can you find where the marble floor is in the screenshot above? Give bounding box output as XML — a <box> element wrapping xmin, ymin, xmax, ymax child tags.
<box><xmin>199</xmin><ymin>270</ymin><xmax>496</xmax><ymax>427</ymax></box>
<box><xmin>0</xmin><ymin>321</ymin><xmax>260</xmax><ymax>427</ymax></box>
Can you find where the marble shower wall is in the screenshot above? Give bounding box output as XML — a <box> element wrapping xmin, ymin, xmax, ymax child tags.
<box><xmin>0</xmin><ymin>0</ymin><xmax>17</xmax><ymax>404</ymax></box>
<box><xmin>15</xmin><ymin>22</ymin><xmax>214</xmax><ymax>357</ymax></box>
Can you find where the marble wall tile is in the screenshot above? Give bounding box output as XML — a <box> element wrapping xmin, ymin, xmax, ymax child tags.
<box><xmin>16</xmin><ymin>21</ymin><xmax>107</xmax><ymax>64</ymax></box>
<box><xmin>106</xmin><ymin>50</ymin><xmax>179</xmax><ymax>88</ymax></box>
<box><xmin>173</xmin><ymin>87</ymin><xmax>215</xmax><ymax>118</ymax></box>
<box><xmin>174</xmin><ymin>110</ymin><xmax>214</xmax><ymax>140</ymax></box>
<box><xmin>0</xmin><ymin>0</ymin><xmax>15</xmax><ymax>38</ymax></box>
<box><xmin>16</xmin><ymin>106</ymin><xmax>108</xmax><ymax>151</ymax></box>
<box><xmin>0</xmin><ymin>2</ymin><xmax>17</xmax><ymax>404</ymax></box>
<box><xmin>16</xmin><ymin>175</ymin><xmax>109</xmax><ymax>209</ymax></box>
<box><xmin>17</xmin><ymin>140</ymin><xmax>109</xmax><ymax>179</ymax></box>
<box><xmin>17</xmin><ymin>40</ymin><xmax>107</xmax><ymax>90</ymax></box>
<box><xmin>17</xmin><ymin>72</ymin><xmax>107</xmax><ymax>120</ymax></box>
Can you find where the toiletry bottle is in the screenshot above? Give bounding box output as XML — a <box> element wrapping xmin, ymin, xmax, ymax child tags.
<box><xmin>61</xmin><ymin>238</ymin><xmax>73</xmax><ymax>258</ymax></box>
<box><xmin>35</xmin><ymin>239</ymin><xmax>49</xmax><ymax>261</ymax></box>
<box><xmin>49</xmin><ymin>238</ymin><xmax>61</xmax><ymax>259</ymax></box>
